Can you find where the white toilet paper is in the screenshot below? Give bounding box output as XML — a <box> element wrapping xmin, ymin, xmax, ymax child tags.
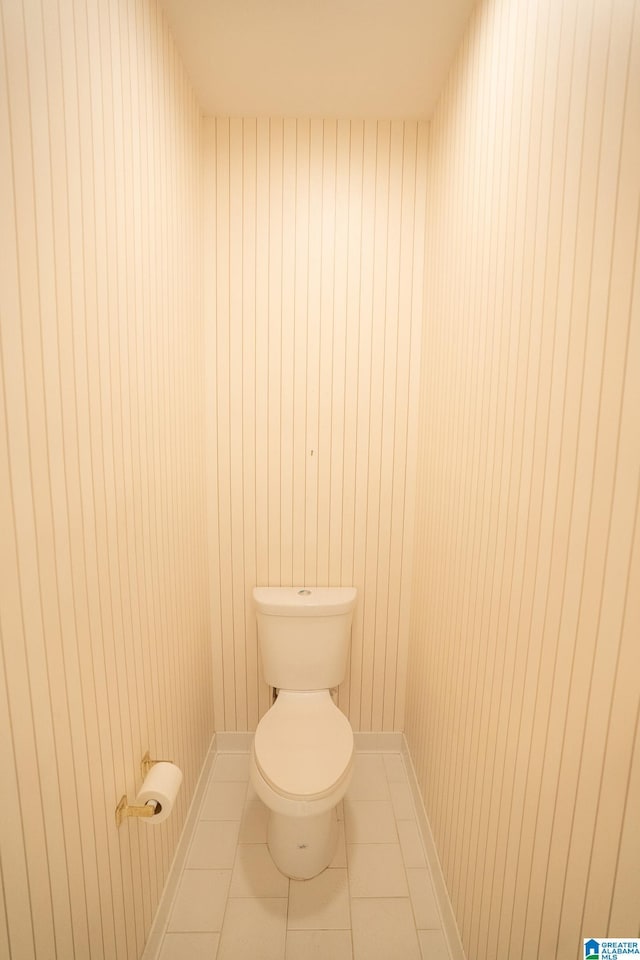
<box><xmin>135</xmin><ymin>761</ymin><xmax>183</xmax><ymax>824</ymax></box>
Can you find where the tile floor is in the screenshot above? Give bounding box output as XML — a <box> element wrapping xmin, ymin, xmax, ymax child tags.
<box><xmin>156</xmin><ymin>751</ymin><xmax>451</xmax><ymax>960</ymax></box>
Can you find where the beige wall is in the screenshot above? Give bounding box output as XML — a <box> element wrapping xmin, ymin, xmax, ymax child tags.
<box><xmin>4</xmin><ymin>0</ymin><xmax>639</xmax><ymax>957</ymax></box>
<box><xmin>406</xmin><ymin>0</ymin><xmax>640</xmax><ymax>958</ymax></box>
<box><xmin>204</xmin><ymin>118</ymin><xmax>428</xmax><ymax>732</ymax></box>
<box><xmin>0</xmin><ymin>1</ymin><xmax>212</xmax><ymax>959</ymax></box>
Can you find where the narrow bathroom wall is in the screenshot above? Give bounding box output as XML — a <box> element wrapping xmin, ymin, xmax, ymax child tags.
<box><xmin>0</xmin><ymin>1</ymin><xmax>212</xmax><ymax>958</ymax></box>
<box><xmin>203</xmin><ymin>118</ymin><xmax>429</xmax><ymax>733</ymax></box>
<box><xmin>406</xmin><ymin>0</ymin><xmax>640</xmax><ymax>958</ymax></box>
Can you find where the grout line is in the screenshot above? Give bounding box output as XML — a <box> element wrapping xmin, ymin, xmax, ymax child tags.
<box><xmin>148</xmin><ymin>743</ymin><xmax>457</xmax><ymax>960</ymax></box>
<box><xmin>140</xmin><ymin>736</ymin><xmax>217</xmax><ymax>960</ymax></box>
<box><xmin>402</xmin><ymin>737</ymin><xmax>466</xmax><ymax>960</ymax></box>
<box><xmin>214</xmin><ymin>730</ymin><xmax>406</xmax><ymax>754</ymax></box>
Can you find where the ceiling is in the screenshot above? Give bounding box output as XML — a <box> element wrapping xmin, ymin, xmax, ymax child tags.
<box><xmin>158</xmin><ymin>0</ymin><xmax>476</xmax><ymax>119</ymax></box>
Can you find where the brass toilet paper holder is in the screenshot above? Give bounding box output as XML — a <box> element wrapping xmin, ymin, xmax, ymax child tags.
<box><xmin>115</xmin><ymin>751</ymin><xmax>174</xmax><ymax>827</ymax></box>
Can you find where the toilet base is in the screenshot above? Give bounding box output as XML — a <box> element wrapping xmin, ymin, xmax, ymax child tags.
<box><xmin>267</xmin><ymin>808</ymin><xmax>338</xmax><ymax>880</ymax></box>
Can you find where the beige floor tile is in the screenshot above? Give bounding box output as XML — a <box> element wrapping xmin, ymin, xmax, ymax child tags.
<box><xmin>347</xmin><ymin>755</ymin><xmax>390</xmax><ymax>801</ymax></box>
<box><xmin>288</xmin><ymin>868</ymin><xmax>350</xmax><ymax>930</ymax></box>
<box><xmin>167</xmin><ymin>870</ymin><xmax>230</xmax><ymax>932</ymax></box>
<box><xmin>329</xmin><ymin>821</ymin><xmax>347</xmax><ymax>868</ymax></box>
<box><xmin>347</xmin><ymin>843</ymin><xmax>409</xmax><ymax>898</ymax></box>
<box><xmin>389</xmin><ymin>780</ymin><xmax>415</xmax><ymax>819</ymax></box>
<box><xmin>285</xmin><ymin>929</ymin><xmax>353</xmax><ymax>960</ymax></box>
<box><xmin>239</xmin><ymin>800</ymin><xmax>269</xmax><ymax>843</ymax></box>
<box><xmin>160</xmin><ymin>753</ymin><xmax>439</xmax><ymax>960</ymax></box>
<box><xmin>217</xmin><ymin>898</ymin><xmax>287</xmax><ymax>960</ymax></box>
<box><xmin>158</xmin><ymin>932</ymin><xmax>219</xmax><ymax>960</ymax></box>
<box><xmin>397</xmin><ymin>819</ymin><xmax>427</xmax><ymax>869</ymax></box>
<box><xmin>200</xmin><ymin>780</ymin><xmax>248</xmax><ymax>820</ymax></box>
<box><xmin>407</xmin><ymin>868</ymin><xmax>441</xmax><ymax>928</ymax></box>
<box><xmin>246</xmin><ymin>779</ymin><xmax>259</xmax><ymax>801</ymax></box>
<box><xmin>185</xmin><ymin>820</ymin><xmax>240</xmax><ymax>869</ymax></box>
<box><xmin>351</xmin><ymin>898</ymin><xmax>421</xmax><ymax>960</ymax></box>
<box><xmin>344</xmin><ymin>800</ymin><xmax>398</xmax><ymax>844</ymax></box>
<box><xmin>382</xmin><ymin>753</ymin><xmax>407</xmax><ymax>782</ymax></box>
<box><xmin>229</xmin><ymin>843</ymin><xmax>289</xmax><ymax>897</ymax></box>
<box><xmin>213</xmin><ymin>753</ymin><xmax>250</xmax><ymax>781</ymax></box>
<box><xmin>418</xmin><ymin>928</ymin><xmax>451</xmax><ymax>959</ymax></box>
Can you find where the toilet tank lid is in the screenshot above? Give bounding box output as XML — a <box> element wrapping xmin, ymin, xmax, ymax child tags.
<box><xmin>253</xmin><ymin>586</ymin><xmax>357</xmax><ymax>616</ymax></box>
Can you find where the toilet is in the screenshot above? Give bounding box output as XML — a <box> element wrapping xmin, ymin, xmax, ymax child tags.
<box><xmin>250</xmin><ymin>586</ymin><xmax>357</xmax><ymax>880</ymax></box>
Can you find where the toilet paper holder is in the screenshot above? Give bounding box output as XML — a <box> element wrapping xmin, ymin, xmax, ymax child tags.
<box><xmin>115</xmin><ymin>751</ymin><xmax>174</xmax><ymax>827</ymax></box>
<box><xmin>140</xmin><ymin>750</ymin><xmax>173</xmax><ymax>778</ymax></box>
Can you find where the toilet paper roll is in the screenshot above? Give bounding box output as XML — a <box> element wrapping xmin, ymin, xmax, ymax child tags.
<box><xmin>135</xmin><ymin>762</ymin><xmax>183</xmax><ymax>824</ymax></box>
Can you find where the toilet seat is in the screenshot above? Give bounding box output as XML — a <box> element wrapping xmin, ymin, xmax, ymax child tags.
<box><xmin>253</xmin><ymin>690</ymin><xmax>353</xmax><ymax>802</ymax></box>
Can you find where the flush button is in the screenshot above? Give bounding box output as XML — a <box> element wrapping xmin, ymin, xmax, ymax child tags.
<box><xmin>297</xmin><ymin>589</ymin><xmax>311</xmax><ymax>596</ymax></box>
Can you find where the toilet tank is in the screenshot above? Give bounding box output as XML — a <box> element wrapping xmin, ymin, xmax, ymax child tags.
<box><xmin>253</xmin><ymin>587</ymin><xmax>357</xmax><ymax>690</ymax></box>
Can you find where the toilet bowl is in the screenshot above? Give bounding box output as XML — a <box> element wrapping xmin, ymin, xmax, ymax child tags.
<box><xmin>250</xmin><ymin>689</ymin><xmax>354</xmax><ymax>878</ymax></box>
<box><xmin>251</xmin><ymin>586</ymin><xmax>357</xmax><ymax>879</ymax></box>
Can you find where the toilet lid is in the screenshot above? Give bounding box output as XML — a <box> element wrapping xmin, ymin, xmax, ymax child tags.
<box><xmin>254</xmin><ymin>691</ymin><xmax>354</xmax><ymax>801</ymax></box>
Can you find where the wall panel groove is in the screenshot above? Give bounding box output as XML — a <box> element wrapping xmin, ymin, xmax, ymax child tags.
<box><xmin>406</xmin><ymin>1</ymin><xmax>640</xmax><ymax>958</ymax></box>
<box><xmin>0</xmin><ymin>1</ymin><xmax>212</xmax><ymax>957</ymax></box>
<box><xmin>205</xmin><ymin>117</ymin><xmax>427</xmax><ymax>732</ymax></box>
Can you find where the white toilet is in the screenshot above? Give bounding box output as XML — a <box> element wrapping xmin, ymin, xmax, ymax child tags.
<box><xmin>250</xmin><ymin>586</ymin><xmax>357</xmax><ymax>880</ymax></box>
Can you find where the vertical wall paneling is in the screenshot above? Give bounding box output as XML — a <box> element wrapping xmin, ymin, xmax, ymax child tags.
<box><xmin>204</xmin><ymin>118</ymin><xmax>429</xmax><ymax>732</ymax></box>
<box><xmin>0</xmin><ymin>2</ymin><xmax>212</xmax><ymax>958</ymax></box>
<box><xmin>405</xmin><ymin>1</ymin><xmax>640</xmax><ymax>959</ymax></box>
